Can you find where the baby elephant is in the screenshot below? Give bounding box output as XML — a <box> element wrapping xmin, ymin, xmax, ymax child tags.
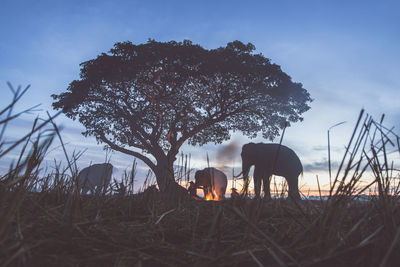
<box><xmin>195</xmin><ymin>167</ymin><xmax>227</xmax><ymax>200</ymax></box>
<box><xmin>77</xmin><ymin>163</ymin><xmax>113</xmax><ymax>194</ymax></box>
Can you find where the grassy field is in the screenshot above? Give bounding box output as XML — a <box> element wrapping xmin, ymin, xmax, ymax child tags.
<box><xmin>1</xmin><ymin>183</ymin><xmax>399</xmax><ymax>266</ymax></box>
<box><xmin>1</xmin><ymin>87</ymin><xmax>399</xmax><ymax>266</ymax></box>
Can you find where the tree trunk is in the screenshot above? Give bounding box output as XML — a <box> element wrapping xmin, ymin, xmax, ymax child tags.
<box><xmin>154</xmin><ymin>154</ymin><xmax>188</xmax><ymax>199</ymax></box>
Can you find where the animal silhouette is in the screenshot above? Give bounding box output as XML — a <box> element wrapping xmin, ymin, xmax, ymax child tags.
<box><xmin>77</xmin><ymin>163</ymin><xmax>113</xmax><ymax>194</ymax></box>
<box><xmin>194</xmin><ymin>167</ymin><xmax>227</xmax><ymax>200</ymax></box>
<box><xmin>239</xmin><ymin>143</ymin><xmax>302</xmax><ymax>200</ymax></box>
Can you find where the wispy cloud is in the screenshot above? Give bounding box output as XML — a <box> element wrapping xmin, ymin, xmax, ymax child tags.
<box><xmin>303</xmin><ymin>160</ymin><xmax>338</xmax><ymax>172</ymax></box>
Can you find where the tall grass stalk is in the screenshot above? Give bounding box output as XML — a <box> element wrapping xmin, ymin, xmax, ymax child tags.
<box><xmin>1</xmin><ymin>84</ymin><xmax>399</xmax><ymax>267</ymax></box>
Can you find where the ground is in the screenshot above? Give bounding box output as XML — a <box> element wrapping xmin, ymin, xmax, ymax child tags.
<box><xmin>1</xmin><ymin>188</ymin><xmax>399</xmax><ymax>267</ymax></box>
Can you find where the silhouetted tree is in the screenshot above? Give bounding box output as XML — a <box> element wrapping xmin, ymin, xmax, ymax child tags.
<box><xmin>52</xmin><ymin>40</ymin><xmax>312</xmax><ymax>194</ymax></box>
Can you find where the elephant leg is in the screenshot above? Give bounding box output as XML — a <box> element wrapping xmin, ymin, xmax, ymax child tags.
<box><xmin>209</xmin><ymin>186</ymin><xmax>215</xmax><ymax>198</ymax></box>
<box><xmin>287</xmin><ymin>175</ymin><xmax>301</xmax><ymax>201</ymax></box>
<box><xmin>253</xmin><ymin>166</ymin><xmax>262</xmax><ymax>198</ymax></box>
<box><xmin>262</xmin><ymin>173</ymin><xmax>272</xmax><ymax>199</ymax></box>
<box><xmin>203</xmin><ymin>188</ymin><xmax>208</xmax><ymax>198</ymax></box>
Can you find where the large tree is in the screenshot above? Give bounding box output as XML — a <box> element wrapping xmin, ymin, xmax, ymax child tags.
<box><xmin>52</xmin><ymin>40</ymin><xmax>312</xmax><ymax>193</ymax></box>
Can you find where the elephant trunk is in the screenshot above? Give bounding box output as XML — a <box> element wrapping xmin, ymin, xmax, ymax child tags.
<box><xmin>242</xmin><ymin>161</ymin><xmax>251</xmax><ymax>179</ymax></box>
<box><xmin>241</xmin><ymin>161</ymin><xmax>251</xmax><ymax>195</ymax></box>
<box><xmin>233</xmin><ymin>170</ymin><xmax>243</xmax><ymax>178</ymax></box>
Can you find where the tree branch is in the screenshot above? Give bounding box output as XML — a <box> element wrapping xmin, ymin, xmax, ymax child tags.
<box><xmin>88</xmin><ymin>96</ymin><xmax>153</xmax><ymax>141</ymax></box>
<box><xmin>177</xmin><ymin>107</ymin><xmax>244</xmax><ymax>148</ymax></box>
<box><xmin>99</xmin><ymin>134</ymin><xmax>156</xmax><ymax>171</ymax></box>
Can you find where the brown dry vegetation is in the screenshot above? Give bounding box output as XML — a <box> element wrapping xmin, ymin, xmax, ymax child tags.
<box><xmin>1</xmin><ymin>183</ymin><xmax>399</xmax><ymax>267</ymax></box>
<box><xmin>1</xmin><ymin>86</ymin><xmax>400</xmax><ymax>267</ymax></box>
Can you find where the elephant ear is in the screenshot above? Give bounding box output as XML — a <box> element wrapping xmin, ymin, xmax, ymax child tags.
<box><xmin>196</xmin><ymin>170</ymin><xmax>209</xmax><ymax>186</ymax></box>
<box><xmin>195</xmin><ymin>170</ymin><xmax>204</xmax><ymax>181</ymax></box>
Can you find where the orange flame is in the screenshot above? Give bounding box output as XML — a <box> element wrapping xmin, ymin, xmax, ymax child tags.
<box><xmin>205</xmin><ymin>191</ymin><xmax>220</xmax><ymax>201</ymax></box>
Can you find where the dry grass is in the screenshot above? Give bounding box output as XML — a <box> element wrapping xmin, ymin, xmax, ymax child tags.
<box><xmin>1</xmin><ymin>85</ymin><xmax>399</xmax><ymax>267</ymax></box>
<box><xmin>1</xmin><ymin>187</ymin><xmax>399</xmax><ymax>267</ymax></box>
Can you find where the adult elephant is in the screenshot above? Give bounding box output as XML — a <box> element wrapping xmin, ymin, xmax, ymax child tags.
<box><xmin>77</xmin><ymin>163</ymin><xmax>113</xmax><ymax>194</ymax></box>
<box><xmin>238</xmin><ymin>143</ymin><xmax>302</xmax><ymax>200</ymax></box>
<box><xmin>194</xmin><ymin>167</ymin><xmax>227</xmax><ymax>200</ymax></box>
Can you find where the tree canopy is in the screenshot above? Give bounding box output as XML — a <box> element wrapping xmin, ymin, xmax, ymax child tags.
<box><xmin>52</xmin><ymin>39</ymin><xmax>312</xmax><ymax>192</ymax></box>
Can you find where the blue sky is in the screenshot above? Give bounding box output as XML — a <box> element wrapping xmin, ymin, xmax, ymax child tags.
<box><xmin>1</xmin><ymin>0</ymin><xmax>399</xmax><ymax>192</ymax></box>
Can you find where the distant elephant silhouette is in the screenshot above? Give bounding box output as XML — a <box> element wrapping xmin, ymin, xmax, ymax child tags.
<box><xmin>238</xmin><ymin>143</ymin><xmax>302</xmax><ymax>200</ymax></box>
<box><xmin>194</xmin><ymin>167</ymin><xmax>227</xmax><ymax>200</ymax></box>
<box><xmin>77</xmin><ymin>163</ymin><xmax>113</xmax><ymax>194</ymax></box>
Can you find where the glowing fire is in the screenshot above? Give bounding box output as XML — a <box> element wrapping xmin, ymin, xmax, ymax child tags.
<box><xmin>205</xmin><ymin>191</ymin><xmax>220</xmax><ymax>201</ymax></box>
